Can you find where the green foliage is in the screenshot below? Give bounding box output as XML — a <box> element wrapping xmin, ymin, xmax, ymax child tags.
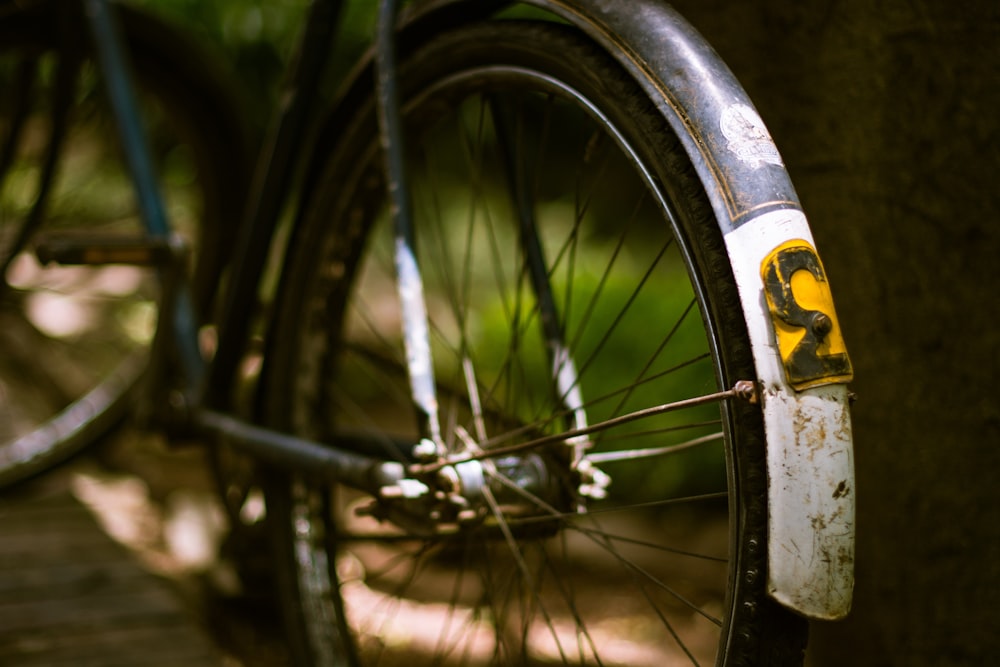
<box><xmin>127</xmin><ymin>0</ymin><xmax>377</xmax><ymax>123</ymax></box>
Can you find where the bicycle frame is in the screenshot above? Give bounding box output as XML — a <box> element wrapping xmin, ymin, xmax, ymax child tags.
<box><xmin>83</xmin><ymin>0</ymin><xmax>854</xmax><ymax>622</ymax></box>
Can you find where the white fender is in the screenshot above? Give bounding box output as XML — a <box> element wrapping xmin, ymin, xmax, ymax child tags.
<box><xmin>724</xmin><ymin>209</ymin><xmax>855</xmax><ymax>619</ymax></box>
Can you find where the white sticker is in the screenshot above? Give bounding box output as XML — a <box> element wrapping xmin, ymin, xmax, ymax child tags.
<box><xmin>720</xmin><ymin>103</ymin><xmax>783</xmax><ymax>168</ymax></box>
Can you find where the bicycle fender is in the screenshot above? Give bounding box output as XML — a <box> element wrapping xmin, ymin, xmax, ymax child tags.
<box><xmin>510</xmin><ymin>0</ymin><xmax>857</xmax><ymax>620</ymax></box>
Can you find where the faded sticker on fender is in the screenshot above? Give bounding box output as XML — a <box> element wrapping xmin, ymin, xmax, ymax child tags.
<box><xmin>761</xmin><ymin>240</ymin><xmax>853</xmax><ymax>390</ymax></box>
<box><xmin>721</xmin><ymin>103</ymin><xmax>783</xmax><ymax>168</ymax></box>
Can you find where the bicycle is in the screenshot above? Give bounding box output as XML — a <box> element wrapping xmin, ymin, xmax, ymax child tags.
<box><xmin>0</xmin><ymin>0</ymin><xmax>856</xmax><ymax>665</ymax></box>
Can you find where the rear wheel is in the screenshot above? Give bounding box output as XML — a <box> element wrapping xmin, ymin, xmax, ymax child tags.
<box><xmin>265</xmin><ymin>20</ymin><xmax>806</xmax><ymax>666</ymax></box>
<box><xmin>0</xmin><ymin>4</ymin><xmax>249</xmax><ymax>486</ymax></box>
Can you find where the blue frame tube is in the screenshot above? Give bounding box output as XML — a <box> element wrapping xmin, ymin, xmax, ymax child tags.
<box><xmin>83</xmin><ymin>0</ymin><xmax>204</xmax><ymax>386</ymax></box>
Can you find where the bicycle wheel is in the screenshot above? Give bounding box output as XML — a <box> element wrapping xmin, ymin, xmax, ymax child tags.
<box><xmin>264</xmin><ymin>19</ymin><xmax>807</xmax><ymax>666</ymax></box>
<box><xmin>0</xmin><ymin>3</ymin><xmax>249</xmax><ymax>486</ymax></box>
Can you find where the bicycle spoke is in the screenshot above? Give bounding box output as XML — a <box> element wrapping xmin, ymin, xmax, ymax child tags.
<box><xmin>484</xmin><ymin>466</ymin><xmax>726</xmax><ymax>561</ymax></box>
<box><xmin>586</xmin><ymin>432</ymin><xmax>724</xmax><ymax>464</ymax></box>
<box><xmin>480</xmin><ymin>465</ymin><xmax>725</xmax><ymax>662</ymax></box>
<box><xmin>481</xmin><ymin>476</ymin><xmax>572</xmax><ymax>664</ymax></box>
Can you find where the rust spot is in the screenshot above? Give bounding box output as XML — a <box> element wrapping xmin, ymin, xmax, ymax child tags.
<box><xmin>832</xmin><ymin>480</ymin><xmax>849</xmax><ymax>499</ymax></box>
<box><xmin>733</xmin><ymin>380</ymin><xmax>759</xmax><ymax>404</ymax></box>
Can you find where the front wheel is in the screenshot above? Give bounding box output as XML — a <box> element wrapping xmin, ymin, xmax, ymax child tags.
<box><xmin>264</xmin><ymin>20</ymin><xmax>807</xmax><ymax>666</ymax></box>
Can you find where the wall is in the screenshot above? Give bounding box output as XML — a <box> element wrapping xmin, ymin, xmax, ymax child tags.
<box><xmin>669</xmin><ymin>0</ymin><xmax>1000</xmax><ymax>663</ymax></box>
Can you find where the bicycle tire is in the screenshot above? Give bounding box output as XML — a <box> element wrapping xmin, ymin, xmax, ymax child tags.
<box><xmin>263</xmin><ymin>19</ymin><xmax>807</xmax><ymax>667</ymax></box>
<box><xmin>0</xmin><ymin>3</ymin><xmax>250</xmax><ymax>487</ymax></box>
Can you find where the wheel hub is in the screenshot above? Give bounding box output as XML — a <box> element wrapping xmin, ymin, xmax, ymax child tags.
<box><xmin>364</xmin><ymin>436</ymin><xmax>610</xmax><ymax>536</ymax></box>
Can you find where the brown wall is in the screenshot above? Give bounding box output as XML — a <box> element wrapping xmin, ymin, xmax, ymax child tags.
<box><xmin>669</xmin><ymin>0</ymin><xmax>1000</xmax><ymax>663</ymax></box>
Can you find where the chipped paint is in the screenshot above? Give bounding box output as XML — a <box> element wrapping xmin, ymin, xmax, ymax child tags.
<box><xmin>760</xmin><ymin>383</ymin><xmax>855</xmax><ymax>619</ymax></box>
<box><xmin>725</xmin><ymin>210</ymin><xmax>855</xmax><ymax>620</ymax></box>
<box><xmin>720</xmin><ymin>103</ymin><xmax>784</xmax><ymax>168</ymax></box>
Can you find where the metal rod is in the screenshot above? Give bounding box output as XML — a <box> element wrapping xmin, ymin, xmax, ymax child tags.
<box><xmin>194</xmin><ymin>409</ymin><xmax>405</xmax><ymax>495</ymax></box>
<box><xmin>83</xmin><ymin>0</ymin><xmax>203</xmax><ymax>385</ymax></box>
<box><xmin>585</xmin><ymin>432</ymin><xmax>724</xmax><ymax>464</ymax></box>
<box><xmin>375</xmin><ymin>0</ymin><xmax>442</xmax><ymax>446</ymax></box>
<box><xmin>83</xmin><ymin>0</ymin><xmax>167</xmax><ymax>238</ymax></box>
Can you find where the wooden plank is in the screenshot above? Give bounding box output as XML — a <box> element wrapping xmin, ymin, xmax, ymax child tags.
<box><xmin>3</xmin><ymin>624</ymin><xmax>220</xmax><ymax>667</ymax></box>
<box><xmin>0</xmin><ymin>560</ymin><xmax>148</xmax><ymax>602</ymax></box>
<box><xmin>0</xmin><ymin>479</ymin><xmax>222</xmax><ymax>666</ymax></box>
